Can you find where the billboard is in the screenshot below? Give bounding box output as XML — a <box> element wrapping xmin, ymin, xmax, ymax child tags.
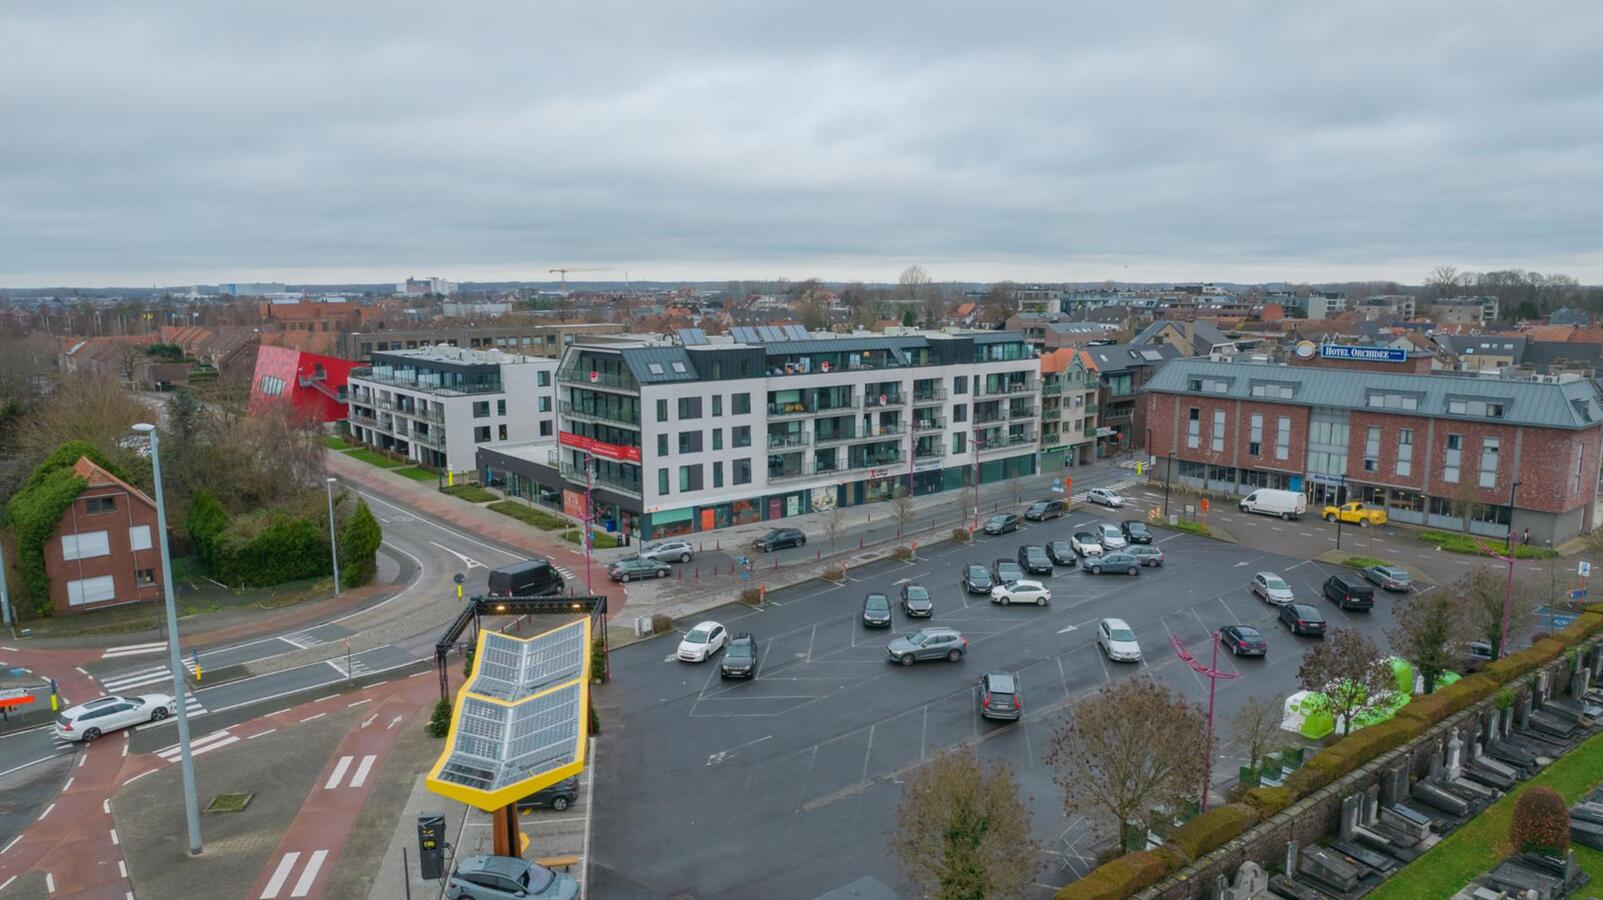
<box><xmin>1319</xmin><ymin>344</ymin><xmax>1407</xmax><ymax>364</ymax></box>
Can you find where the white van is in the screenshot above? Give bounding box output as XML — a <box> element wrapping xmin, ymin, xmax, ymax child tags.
<box><xmin>1239</xmin><ymin>489</ymin><xmax>1307</xmax><ymax>521</ymax></box>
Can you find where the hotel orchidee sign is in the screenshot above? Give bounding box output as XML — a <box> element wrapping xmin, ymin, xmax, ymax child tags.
<box><xmin>559</xmin><ymin>431</ymin><xmax>641</xmax><ymax>463</ymax></box>
<box><xmin>1307</xmin><ymin>343</ymin><xmax>1408</xmax><ymax>364</ymax></box>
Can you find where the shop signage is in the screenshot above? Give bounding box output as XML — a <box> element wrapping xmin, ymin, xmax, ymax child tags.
<box><xmin>558</xmin><ymin>431</ymin><xmax>642</xmax><ymax>463</ymax></box>
<box><xmin>1095</xmin><ymin>426</ymin><xmax>1116</xmax><ymax>437</ymax></box>
<box><xmin>868</xmin><ymin>467</ymin><xmax>889</xmax><ymax>479</ymax></box>
<box><xmin>1319</xmin><ymin>344</ymin><xmax>1407</xmax><ymax>364</ymax></box>
<box><xmin>562</xmin><ymin>490</ymin><xmax>587</xmax><ymax>519</ymax></box>
<box><xmin>913</xmin><ymin>459</ymin><xmax>942</xmax><ymax>473</ymax></box>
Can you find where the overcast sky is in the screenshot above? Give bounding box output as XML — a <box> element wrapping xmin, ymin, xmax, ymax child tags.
<box><xmin>2</xmin><ymin>1</ymin><xmax>1600</xmax><ymax>288</ymax></box>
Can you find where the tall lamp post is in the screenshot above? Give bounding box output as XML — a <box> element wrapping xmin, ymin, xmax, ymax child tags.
<box><xmin>1162</xmin><ymin>452</ymin><xmax>1174</xmax><ymax>518</ymax></box>
<box><xmin>132</xmin><ymin>423</ymin><xmax>203</xmax><ymax>855</ymax></box>
<box><xmin>1171</xmin><ymin>632</ymin><xmax>1240</xmax><ymax>812</ymax></box>
<box><xmin>1500</xmin><ymin>480</ymin><xmax>1521</xmax><ymax>658</ymax></box>
<box><xmin>325</xmin><ymin>477</ymin><xmax>341</xmax><ymax>597</ymax></box>
<box><xmin>0</xmin><ymin>539</ymin><xmax>13</xmax><ymax>629</ymax></box>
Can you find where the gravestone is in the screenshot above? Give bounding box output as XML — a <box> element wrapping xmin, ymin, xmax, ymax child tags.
<box><xmin>1382</xmin><ymin>760</ymin><xmax>1409</xmax><ymax>805</ymax></box>
<box><xmin>1300</xmin><ymin>846</ymin><xmax>1362</xmax><ymax>893</ymax></box>
<box><xmin>1211</xmin><ymin>873</ymin><xmax>1228</xmax><ymax>900</ymax></box>
<box><xmin>1364</xmin><ymin>783</ymin><xmax>1382</xmax><ymax>825</ymax></box>
<box><xmin>1284</xmin><ymin>840</ymin><xmax>1299</xmax><ymax>876</ymax></box>
<box><xmin>1500</xmin><ymin>704</ymin><xmax>1514</xmax><ymax>738</ymax></box>
<box><xmin>1228</xmin><ymin>861</ymin><xmax>1269</xmax><ymax>900</ymax></box>
<box><xmin>1569</xmin><ymin>665</ymin><xmax>1589</xmax><ymax>700</ymax></box>
<box><xmin>1516</xmin><ymin>691</ymin><xmax>1532</xmax><ymax>731</ymax></box>
<box><xmin>1446</xmin><ymin>732</ymin><xmax>1465</xmax><ymax>780</ymax></box>
<box><xmin>1340</xmin><ymin>793</ymin><xmax>1361</xmax><ymax>842</ymax></box>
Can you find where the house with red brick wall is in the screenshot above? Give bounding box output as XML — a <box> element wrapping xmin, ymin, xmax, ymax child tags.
<box><xmin>43</xmin><ymin>458</ymin><xmax>165</xmax><ymax>616</ymax></box>
<box><xmin>1143</xmin><ymin>358</ymin><xmax>1603</xmax><ymax>544</ymax></box>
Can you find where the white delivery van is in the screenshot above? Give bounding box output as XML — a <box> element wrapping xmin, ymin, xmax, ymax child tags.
<box><xmin>1238</xmin><ymin>489</ymin><xmax>1307</xmax><ymax>520</ymax></box>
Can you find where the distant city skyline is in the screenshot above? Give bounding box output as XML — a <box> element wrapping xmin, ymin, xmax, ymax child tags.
<box><xmin>2</xmin><ymin>2</ymin><xmax>1599</xmax><ymax>288</ymax></box>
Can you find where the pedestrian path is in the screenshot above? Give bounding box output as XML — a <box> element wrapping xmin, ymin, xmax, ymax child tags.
<box><xmin>155</xmin><ymin>728</ymin><xmax>237</xmax><ymax>763</ymax></box>
<box><xmin>260</xmin><ymin>849</ymin><xmax>329</xmax><ymax>899</ymax></box>
<box><xmin>100</xmin><ymin>641</ymin><xmax>167</xmax><ymax>660</ymax></box>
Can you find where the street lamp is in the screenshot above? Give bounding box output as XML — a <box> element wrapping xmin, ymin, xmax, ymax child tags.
<box><xmin>132</xmin><ymin>423</ymin><xmax>203</xmax><ymax>855</ymax></box>
<box><xmin>1171</xmin><ymin>632</ymin><xmax>1239</xmax><ymax>812</ymax></box>
<box><xmin>1500</xmin><ymin>480</ymin><xmax>1521</xmax><ymax>658</ymax></box>
<box><xmin>1163</xmin><ymin>452</ymin><xmax>1174</xmax><ymax>518</ymax></box>
<box><xmin>0</xmin><ymin>539</ymin><xmax>13</xmax><ymax>629</ymax></box>
<box><xmin>325</xmin><ymin>477</ymin><xmax>341</xmax><ymax>597</ymax></box>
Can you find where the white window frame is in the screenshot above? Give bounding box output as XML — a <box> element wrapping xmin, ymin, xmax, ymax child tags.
<box><xmin>129</xmin><ymin>525</ymin><xmax>152</xmax><ymax>552</ymax></box>
<box><xmin>1249</xmin><ymin>414</ymin><xmax>1262</xmax><ymax>456</ymax></box>
<box><xmin>1187</xmin><ymin>408</ymin><xmax>1200</xmax><ymax>450</ymax></box>
<box><xmin>1444</xmin><ymin>433</ymin><xmax>1462</xmax><ymax>484</ymax></box>
<box><xmin>61</xmin><ymin>530</ymin><xmax>111</xmax><ymax>561</ymax></box>
<box><xmin>1396</xmin><ymin>428</ymin><xmax>1413</xmax><ymax>477</ymax></box>
<box><xmin>1275</xmin><ymin>416</ymin><xmax>1290</xmax><ymax>461</ymax></box>
<box><xmin>67</xmin><ymin>575</ymin><xmax>117</xmax><ymax>606</ymax></box>
<box><xmin>1363</xmin><ymin>427</ymin><xmax>1380</xmax><ymax>472</ymax></box>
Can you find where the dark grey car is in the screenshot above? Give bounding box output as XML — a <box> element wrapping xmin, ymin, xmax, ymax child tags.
<box><xmin>961</xmin><ymin>564</ymin><xmax>993</xmax><ymax>594</ymax></box>
<box><xmin>992</xmin><ymin>559</ymin><xmax>1024</xmax><ymax>585</ymax></box>
<box><xmin>862</xmin><ymin>592</ymin><xmax>893</xmax><ymax>628</ymax></box>
<box><xmin>978</xmin><ymin>672</ymin><xmax>1021</xmax><ymax>721</ymax></box>
<box><xmin>900</xmin><ymin>583</ymin><xmax>933</xmax><ymax>617</ymax></box>
<box><xmin>755</xmin><ymin>528</ymin><xmax>806</xmax><ymax>551</ymax></box>
<box><xmin>887</xmin><ymin>627</ymin><xmax>967</xmax><ymax>666</ymax></box>
<box><xmin>1017</xmin><ymin>545</ymin><xmax>1053</xmax><ymax>576</ymax></box>
<box><xmin>1081</xmin><ymin>552</ymin><xmax>1141</xmax><ymax>576</ymax></box>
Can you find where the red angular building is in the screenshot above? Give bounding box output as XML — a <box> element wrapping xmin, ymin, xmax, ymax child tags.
<box><xmin>248</xmin><ymin>344</ymin><xmax>359</xmax><ymax>422</ymax></box>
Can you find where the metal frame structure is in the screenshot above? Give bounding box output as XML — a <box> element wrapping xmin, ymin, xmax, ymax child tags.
<box><xmin>434</xmin><ymin>594</ymin><xmax>608</xmax><ymax>701</ymax></box>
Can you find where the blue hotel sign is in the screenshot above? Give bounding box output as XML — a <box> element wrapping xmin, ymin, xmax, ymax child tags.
<box><xmin>1320</xmin><ymin>344</ymin><xmax>1408</xmax><ymax>364</ymax></box>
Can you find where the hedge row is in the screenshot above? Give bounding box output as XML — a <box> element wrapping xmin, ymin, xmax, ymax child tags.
<box><xmin>1054</xmin><ymin>608</ymin><xmax>1603</xmax><ymax>900</ymax></box>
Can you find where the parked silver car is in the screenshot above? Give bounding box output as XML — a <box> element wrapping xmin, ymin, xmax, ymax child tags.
<box><xmin>639</xmin><ymin>540</ymin><xmax>695</xmax><ymax>564</ymax></box>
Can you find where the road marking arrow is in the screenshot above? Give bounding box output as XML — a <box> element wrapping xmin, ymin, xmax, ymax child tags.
<box><xmin>1057</xmin><ymin>624</ymin><xmax>1078</xmax><ymax>633</ymax></box>
<box><xmin>361</xmin><ymin>714</ymin><xmax>377</xmax><ymax>729</ymax></box>
<box><xmin>387</xmin><ymin>715</ymin><xmax>403</xmax><ymax>730</ymax></box>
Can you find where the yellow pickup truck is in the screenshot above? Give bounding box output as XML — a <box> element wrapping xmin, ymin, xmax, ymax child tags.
<box><xmin>1322</xmin><ymin>501</ymin><xmax>1387</xmax><ymax>527</ymax></box>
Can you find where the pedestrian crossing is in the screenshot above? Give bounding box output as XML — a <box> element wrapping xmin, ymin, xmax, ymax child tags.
<box><xmin>99</xmin><ymin>663</ymin><xmax>206</xmax><ymax>720</ymax></box>
<box><xmin>156</xmin><ymin>729</ymin><xmax>237</xmax><ymax>763</ymax></box>
<box><xmin>279</xmin><ymin>630</ymin><xmax>327</xmax><ymax>650</ymax></box>
<box><xmin>324</xmin><ymin>655</ymin><xmax>373</xmax><ymax>678</ymax></box>
<box><xmin>101</xmin><ymin>641</ymin><xmax>167</xmax><ymax>660</ymax></box>
<box><xmin>323</xmin><ymin>754</ymin><xmax>377</xmax><ymax>790</ymax></box>
<box><xmin>261</xmin><ymin>849</ymin><xmax>329</xmax><ymax>899</ymax></box>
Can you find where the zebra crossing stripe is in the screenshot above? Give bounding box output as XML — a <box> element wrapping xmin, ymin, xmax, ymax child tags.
<box><xmin>101</xmin><ymin>642</ymin><xmax>166</xmax><ymax>659</ymax></box>
<box><xmin>156</xmin><ymin>729</ymin><xmax>235</xmax><ymax>761</ymax></box>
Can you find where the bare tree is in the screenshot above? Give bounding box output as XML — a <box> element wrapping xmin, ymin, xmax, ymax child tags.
<box><xmin>1454</xmin><ymin>565</ymin><xmax>1542</xmax><ymax>660</ymax></box>
<box><xmin>1426</xmin><ymin>265</ymin><xmax>1461</xmax><ymax>300</ymax></box>
<box><xmin>1297</xmin><ymin>628</ymin><xmax>1396</xmax><ymax>735</ymax></box>
<box><xmin>1388</xmin><ymin>588</ymin><xmax>1459</xmax><ymax>693</ymax></box>
<box><xmin>898</xmin><ymin>265</ymin><xmax>932</xmax><ymax>307</ymax></box>
<box><xmin>890</xmin><ymin>748</ymin><xmax>1041</xmax><ymax>900</ymax></box>
<box><xmin>1450</xmin><ymin>477</ymin><xmax>1484</xmax><ymax>535</ymax></box>
<box><xmin>824</xmin><ymin>501</ymin><xmax>845</xmax><ymax>553</ymax></box>
<box><xmin>892</xmin><ymin>485</ymin><xmax>915</xmax><ymax>540</ymax></box>
<box><xmin>1046</xmin><ymin>677</ymin><xmax>1209</xmax><ymax>847</ymax></box>
<box><xmin>1228</xmin><ymin>694</ymin><xmax>1294</xmax><ymax>771</ymax></box>
<box><xmin>13</xmin><ymin>373</ymin><xmax>150</xmax><ymax>476</ymax></box>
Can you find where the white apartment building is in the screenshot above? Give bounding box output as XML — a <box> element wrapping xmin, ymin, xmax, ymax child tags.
<box><xmin>477</xmin><ymin>328</ymin><xmax>1041</xmax><ymax>540</ymax></box>
<box><xmin>347</xmin><ymin>346</ymin><xmax>556</xmax><ymax>473</ymax></box>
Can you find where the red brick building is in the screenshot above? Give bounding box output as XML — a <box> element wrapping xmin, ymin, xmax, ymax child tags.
<box><xmin>1143</xmin><ymin>358</ymin><xmax>1603</xmax><ymax>543</ymax></box>
<box><xmin>44</xmin><ymin>458</ymin><xmax>165</xmax><ymax>616</ymax></box>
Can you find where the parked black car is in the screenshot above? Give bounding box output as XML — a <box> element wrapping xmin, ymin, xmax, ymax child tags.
<box><xmin>1047</xmin><ymin>540</ymin><xmax>1078</xmax><ymax>566</ymax></box>
<box><xmin>977</xmin><ymin>672</ymin><xmax>1022</xmax><ymax>721</ymax></box>
<box><xmin>982</xmin><ymin>513</ymin><xmax>1020</xmax><ymax>535</ymax></box>
<box><xmin>1017</xmin><ymin>545</ymin><xmax>1053</xmax><ymax>576</ymax></box>
<box><xmin>517</xmin><ymin>776</ymin><xmax>580</xmax><ymax>813</ymax></box>
<box><xmin>1279</xmin><ymin>603</ymin><xmax>1328</xmax><ymax>636</ymax></box>
<box><xmin>962</xmin><ymin>564</ymin><xmax>993</xmax><ymax>595</ymax></box>
<box><xmin>1024</xmin><ymin>500</ymin><xmax>1065</xmax><ymax>522</ymax></box>
<box><xmin>862</xmin><ymin>592</ymin><xmax>893</xmax><ymax>628</ymax></box>
<box><xmin>1219</xmin><ymin>625</ymin><xmax>1267</xmax><ymax>657</ymax></box>
<box><xmin>719</xmin><ymin>633</ymin><xmax>759</xmax><ymax>679</ymax></box>
<box><xmin>992</xmin><ymin>559</ymin><xmax>1024</xmax><ymax>585</ymax></box>
<box><xmin>1120</xmin><ymin>520</ymin><xmax>1154</xmax><ymax>544</ymax></box>
<box><xmin>1322</xmin><ymin>575</ymin><xmax>1375</xmax><ymax>611</ymax></box>
<box><xmin>900</xmin><ymin>583</ymin><xmax>933</xmax><ymax>617</ymax></box>
<box><xmin>755</xmin><ymin>528</ymin><xmax>806</xmax><ymax>552</ymax></box>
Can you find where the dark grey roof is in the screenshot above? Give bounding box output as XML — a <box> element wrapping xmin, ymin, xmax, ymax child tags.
<box><xmin>1437</xmin><ymin>334</ymin><xmax>1527</xmax><ymax>357</ymax></box>
<box><xmin>1524</xmin><ymin>341</ymin><xmax>1603</xmax><ymax>368</ymax></box>
<box><xmin>759</xmin><ymin>336</ymin><xmax>926</xmax><ymax>355</ymax></box>
<box><xmin>619</xmin><ymin>346</ymin><xmax>700</xmax><ymax>383</ymax></box>
<box><xmin>1146</xmin><ymin>358</ymin><xmax>1603</xmax><ymax>430</ymax></box>
<box><xmin>1086</xmin><ymin>342</ymin><xmax>1183</xmax><ymax>374</ymax></box>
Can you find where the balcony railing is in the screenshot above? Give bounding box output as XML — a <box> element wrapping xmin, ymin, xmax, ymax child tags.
<box><xmin>356</xmin><ymin>369</ymin><xmax>505</xmax><ymax>396</ymax></box>
<box><xmin>850</xmin><ymin>452</ymin><xmax>903</xmax><ymax>469</ymax></box>
<box><xmin>768</xmin><ymin>432</ymin><xmax>809</xmax><ymax>449</ymax></box>
<box><xmin>976</xmin><ymin>378</ymin><xmax>1040</xmax><ymax>397</ymax></box>
<box><xmin>557</xmin><ymin>368</ymin><xmax>638</xmax><ymax>392</ymax></box>
<box><xmin>973</xmin><ymin>410</ymin><xmax>1005</xmax><ymax>424</ymax></box>
<box><xmin>856</xmin><ymin>424</ymin><xmax>903</xmax><ymax>439</ymax></box>
<box><xmin>767</xmin><ymin>397</ymin><xmax>860</xmax><ymax>418</ymax></box>
<box><xmin>559</xmin><ymin>463</ymin><xmax>642</xmax><ymax>496</ymax></box>
<box><xmin>912</xmin><ymin>418</ymin><xmax>945</xmax><ymax>432</ymax></box>
<box><xmin>813</xmin><ymin>429</ymin><xmax>857</xmax><ymax>446</ymax></box>
<box><xmin>1042</xmin><ymin>407</ymin><xmax>1062</xmax><ymax>421</ymax></box>
<box><xmin>561</xmin><ymin>400</ymin><xmax>641</xmax><ymax>428</ymax></box>
<box><xmin>421</xmin><ymin>407</ymin><xmax>444</xmax><ymax>425</ymax></box>
<box><xmin>863</xmin><ymin>393</ymin><xmax>906</xmax><ymax>409</ymax></box>
<box><xmin>914</xmin><ymin>443</ymin><xmax>946</xmax><ymax>459</ymax></box>
<box><xmin>912</xmin><ymin>388</ymin><xmax>947</xmax><ymax>404</ymax></box>
<box><xmin>349</xmin><ymin>411</ymin><xmax>377</xmax><ymax>427</ymax></box>
<box><xmin>1041</xmin><ymin>382</ymin><xmax>1063</xmax><ymax>396</ymax></box>
<box><xmin>1008</xmin><ymin>405</ymin><xmax>1038</xmax><ymax>419</ymax></box>
<box><xmin>410</xmin><ymin>427</ymin><xmax>445</xmax><ymax>449</ymax></box>
<box><xmin>768</xmin><ymin>460</ymin><xmax>842</xmax><ymax>482</ymax></box>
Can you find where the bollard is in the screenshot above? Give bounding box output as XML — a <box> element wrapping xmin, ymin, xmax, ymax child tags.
<box><xmin>677</xmin><ymin>568</ymin><xmax>683</xmax><ymax>579</ymax></box>
<box><xmin>716</xmin><ymin>540</ymin><xmax>721</xmax><ymax>551</ymax></box>
<box><xmin>694</xmin><ymin>567</ymin><xmax>700</xmax><ymax>579</ymax></box>
<box><xmin>773</xmin><ymin>559</ymin><xmax>779</xmax><ymax>571</ymax></box>
<box><xmin>816</xmin><ymin>548</ymin><xmax>821</xmax><ymax>561</ymax></box>
<box><xmin>859</xmin><ymin>536</ymin><xmax>864</xmax><ymax>549</ymax></box>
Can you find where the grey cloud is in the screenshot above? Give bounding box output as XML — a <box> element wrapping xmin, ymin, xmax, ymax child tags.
<box><xmin>1</xmin><ymin>0</ymin><xmax>1600</xmax><ymax>287</ymax></box>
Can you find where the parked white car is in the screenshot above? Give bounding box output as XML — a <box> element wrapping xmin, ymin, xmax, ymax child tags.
<box><xmin>1251</xmin><ymin>572</ymin><xmax>1296</xmax><ymax>606</ymax></box>
<box><xmin>1070</xmin><ymin>531</ymin><xmax>1104</xmax><ymax>557</ymax></box>
<box><xmin>1087</xmin><ymin>488</ymin><xmax>1126</xmax><ymax>508</ymax></box>
<box><xmin>990</xmin><ymin>580</ymin><xmax>1052</xmax><ymax>607</ymax></box>
<box><xmin>55</xmin><ymin>694</ymin><xmax>175</xmax><ymax>742</ymax></box>
<box><xmin>677</xmin><ymin>621</ymin><xmax>728</xmax><ymax>662</ymax></box>
<box><xmin>1096</xmin><ymin>523</ymin><xmax>1128</xmax><ymax>551</ymax></box>
<box><xmin>1096</xmin><ymin>619</ymin><xmax>1142</xmax><ymax>662</ymax></box>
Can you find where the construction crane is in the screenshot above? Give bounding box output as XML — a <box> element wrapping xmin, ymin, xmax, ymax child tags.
<box><xmin>548</xmin><ymin>267</ymin><xmax>614</xmax><ymax>295</ymax></box>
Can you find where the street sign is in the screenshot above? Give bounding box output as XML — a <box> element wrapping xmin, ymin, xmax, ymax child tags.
<box><xmin>1579</xmin><ymin>561</ymin><xmax>1592</xmax><ymax>578</ymax></box>
<box><xmin>453</xmin><ymin>572</ymin><xmax>465</xmax><ymax>585</ymax></box>
<box><xmin>1570</xmin><ymin>589</ymin><xmax>1588</xmax><ymax>600</ymax></box>
<box><xmin>1064</xmin><ymin>476</ymin><xmax>1073</xmax><ymax>493</ymax></box>
<box><xmin>1201</xmin><ymin>499</ymin><xmax>1209</xmax><ymax>513</ymax></box>
<box><xmin>0</xmin><ymin>688</ymin><xmax>35</xmax><ymax>709</ymax></box>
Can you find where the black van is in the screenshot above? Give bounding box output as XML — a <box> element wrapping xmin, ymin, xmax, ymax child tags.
<box><xmin>1322</xmin><ymin>575</ymin><xmax>1375</xmax><ymax>611</ymax></box>
<box><xmin>487</xmin><ymin>558</ymin><xmax>565</xmax><ymax>598</ymax></box>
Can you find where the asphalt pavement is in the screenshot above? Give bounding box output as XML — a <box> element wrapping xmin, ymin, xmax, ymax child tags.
<box><xmin>589</xmin><ymin>504</ymin><xmax>1410</xmax><ymax>900</ymax></box>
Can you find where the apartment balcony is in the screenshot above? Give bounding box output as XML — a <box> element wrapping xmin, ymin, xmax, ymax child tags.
<box><xmin>850</xmin><ymin>452</ymin><xmax>903</xmax><ymax>470</ymax></box>
<box><xmin>767</xmin><ymin>432</ymin><xmax>810</xmax><ymax>450</ymax></box>
<box><xmin>812</xmin><ymin>429</ymin><xmax>858</xmax><ymax>447</ymax></box>
<box><xmin>911</xmin><ymin>388</ymin><xmax>947</xmax><ymax>405</ymax></box>
<box><xmin>357</xmin><ymin>369</ymin><xmax>505</xmax><ymax>397</ymax></box>
<box><xmin>561</xmin><ymin>400</ymin><xmax>641</xmax><ymax>428</ymax></box>
<box><xmin>767</xmin><ymin>397</ymin><xmax>860</xmax><ymax>418</ymax></box>
<box><xmin>377</xmin><ymin>398</ymin><xmax>394</xmax><ymax>411</ymax></box>
<box><xmin>914</xmin><ymin>443</ymin><xmax>946</xmax><ymax>460</ymax></box>
<box><xmin>410</xmin><ymin>427</ymin><xmax>445</xmax><ymax>449</ymax></box>
<box><xmin>912</xmin><ymin>417</ymin><xmax>946</xmax><ymax>432</ymax></box>
<box><xmin>973</xmin><ymin>410</ymin><xmax>1005</xmax><ymax>425</ymax></box>
<box><xmin>863</xmin><ymin>393</ymin><xmax>906</xmax><ymax>409</ymax></box>
<box><xmin>557</xmin><ymin>368</ymin><xmax>639</xmax><ymax>393</ymax></box>
<box><xmin>1041</xmin><ymin>382</ymin><xmax>1063</xmax><ymax>396</ymax></box>
<box><xmin>1084</xmin><ymin>425</ymin><xmax>1099</xmax><ymax>438</ymax></box>
<box><xmin>1042</xmin><ymin>406</ymin><xmax>1062</xmax><ymax>421</ymax></box>
<box><xmin>856</xmin><ymin>424</ymin><xmax>904</xmax><ymax>439</ymax></box>
<box><xmin>1008</xmin><ymin>404</ymin><xmax>1038</xmax><ymax>420</ymax></box>
<box><xmin>349</xmin><ymin>410</ymin><xmax>378</xmax><ymax>427</ymax></box>
<box><xmin>420</xmin><ymin>407</ymin><xmax>445</xmax><ymax>425</ymax></box>
<box><xmin>976</xmin><ymin>378</ymin><xmax>1040</xmax><ymax>398</ymax></box>
<box><xmin>559</xmin><ymin>462</ymin><xmax>642</xmax><ymax>496</ymax></box>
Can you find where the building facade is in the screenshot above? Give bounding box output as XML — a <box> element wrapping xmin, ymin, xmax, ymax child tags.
<box><xmin>43</xmin><ymin>458</ymin><xmax>165</xmax><ymax>616</ymax></box>
<box><xmin>248</xmin><ymin>345</ymin><xmax>360</xmax><ymax>422</ymax></box>
<box><xmin>1144</xmin><ymin>358</ymin><xmax>1603</xmax><ymax>543</ymax></box>
<box><xmin>477</xmin><ymin>331</ymin><xmax>1041</xmax><ymax>541</ymax></box>
<box><xmin>347</xmin><ymin>346</ymin><xmax>558</xmax><ymax>473</ymax></box>
<box><xmin>1083</xmin><ymin>343</ymin><xmax>1182</xmax><ymax>456</ymax></box>
<box><xmin>1040</xmin><ymin>348</ymin><xmax>1098</xmax><ymax>469</ymax></box>
<box><xmin>338</xmin><ymin>322</ymin><xmax>627</xmax><ymax>363</ymax></box>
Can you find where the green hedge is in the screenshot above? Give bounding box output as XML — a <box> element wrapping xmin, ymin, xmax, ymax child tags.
<box><xmin>441</xmin><ymin>484</ymin><xmax>497</xmax><ymax>503</ymax></box>
<box><xmin>1164</xmin><ymin>804</ymin><xmax>1260</xmax><ymax>863</ymax></box>
<box><xmin>340</xmin><ymin>499</ymin><xmax>382</xmax><ymax>587</ymax></box>
<box><xmin>185</xmin><ymin>489</ymin><xmax>228</xmax><ymax>568</ymax></box>
<box><xmin>1243</xmin><ymin>786</ymin><xmax>1297</xmax><ymax>817</ymax></box>
<box><xmin>562</xmin><ymin>529</ymin><xmax>620</xmax><ymax>549</ymax></box>
<box><xmin>487</xmin><ymin>501</ymin><xmax>570</xmax><ymax>531</ymax></box>
<box><xmin>1417</xmin><ymin>529</ymin><xmax>1559</xmax><ymax>559</ymax></box>
<box><xmin>210</xmin><ymin>512</ymin><xmax>331</xmax><ymax>587</ymax></box>
<box><xmin>1054</xmin><ymin>851</ymin><xmax>1169</xmax><ymax>900</ymax></box>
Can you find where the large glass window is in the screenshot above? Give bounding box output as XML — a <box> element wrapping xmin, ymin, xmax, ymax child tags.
<box><xmin>712</xmin><ymin>395</ymin><xmax>723</xmax><ymax>416</ymax></box>
<box><xmin>1187</xmin><ymin>408</ymin><xmax>1200</xmax><ymax>449</ymax></box>
<box><xmin>1276</xmin><ymin>416</ymin><xmax>1290</xmax><ymax>460</ymax></box>
<box><xmin>1363</xmin><ymin>427</ymin><xmax>1380</xmax><ymax>472</ymax></box>
<box><xmin>1396</xmin><ymin>429</ymin><xmax>1413</xmax><ymax>477</ymax></box>
<box><xmin>1444</xmin><ymin>434</ymin><xmax>1461</xmax><ymax>484</ymax></box>
<box><xmin>658</xmin><ymin>469</ymin><xmax>670</xmax><ymax>495</ymax></box>
<box><xmin>1249</xmin><ymin>415</ymin><xmax>1262</xmax><ymax>456</ymax></box>
<box><xmin>734</xmin><ymin>459</ymin><xmax>752</xmax><ymax>485</ymax></box>
<box><xmin>656</xmin><ymin>398</ymin><xmax>669</xmax><ymax>422</ymax></box>
<box><xmin>1479</xmin><ymin>437</ymin><xmax>1499</xmax><ymax>488</ymax></box>
<box><xmin>1211</xmin><ymin>410</ymin><xmax>1225</xmax><ymax>453</ymax></box>
<box><xmin>733</xmin><ymin>426</ymin><xmax>751</xmax><ymax>448</ymax></box>
<box><xmin>732</xmin><ymin>393</ymin><xmax>751</xmax><ymax>414</ymax></box>
<box><xmin>657</xmin><ymin>434</ymin><xmax>669</xmax><ymax>456</ymax></box>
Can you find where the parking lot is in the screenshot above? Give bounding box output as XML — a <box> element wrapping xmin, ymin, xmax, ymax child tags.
<box><xmin>590</xmin><ymin>509</ymin><xmax>1414</xmax><ymax>900</ymax></box>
